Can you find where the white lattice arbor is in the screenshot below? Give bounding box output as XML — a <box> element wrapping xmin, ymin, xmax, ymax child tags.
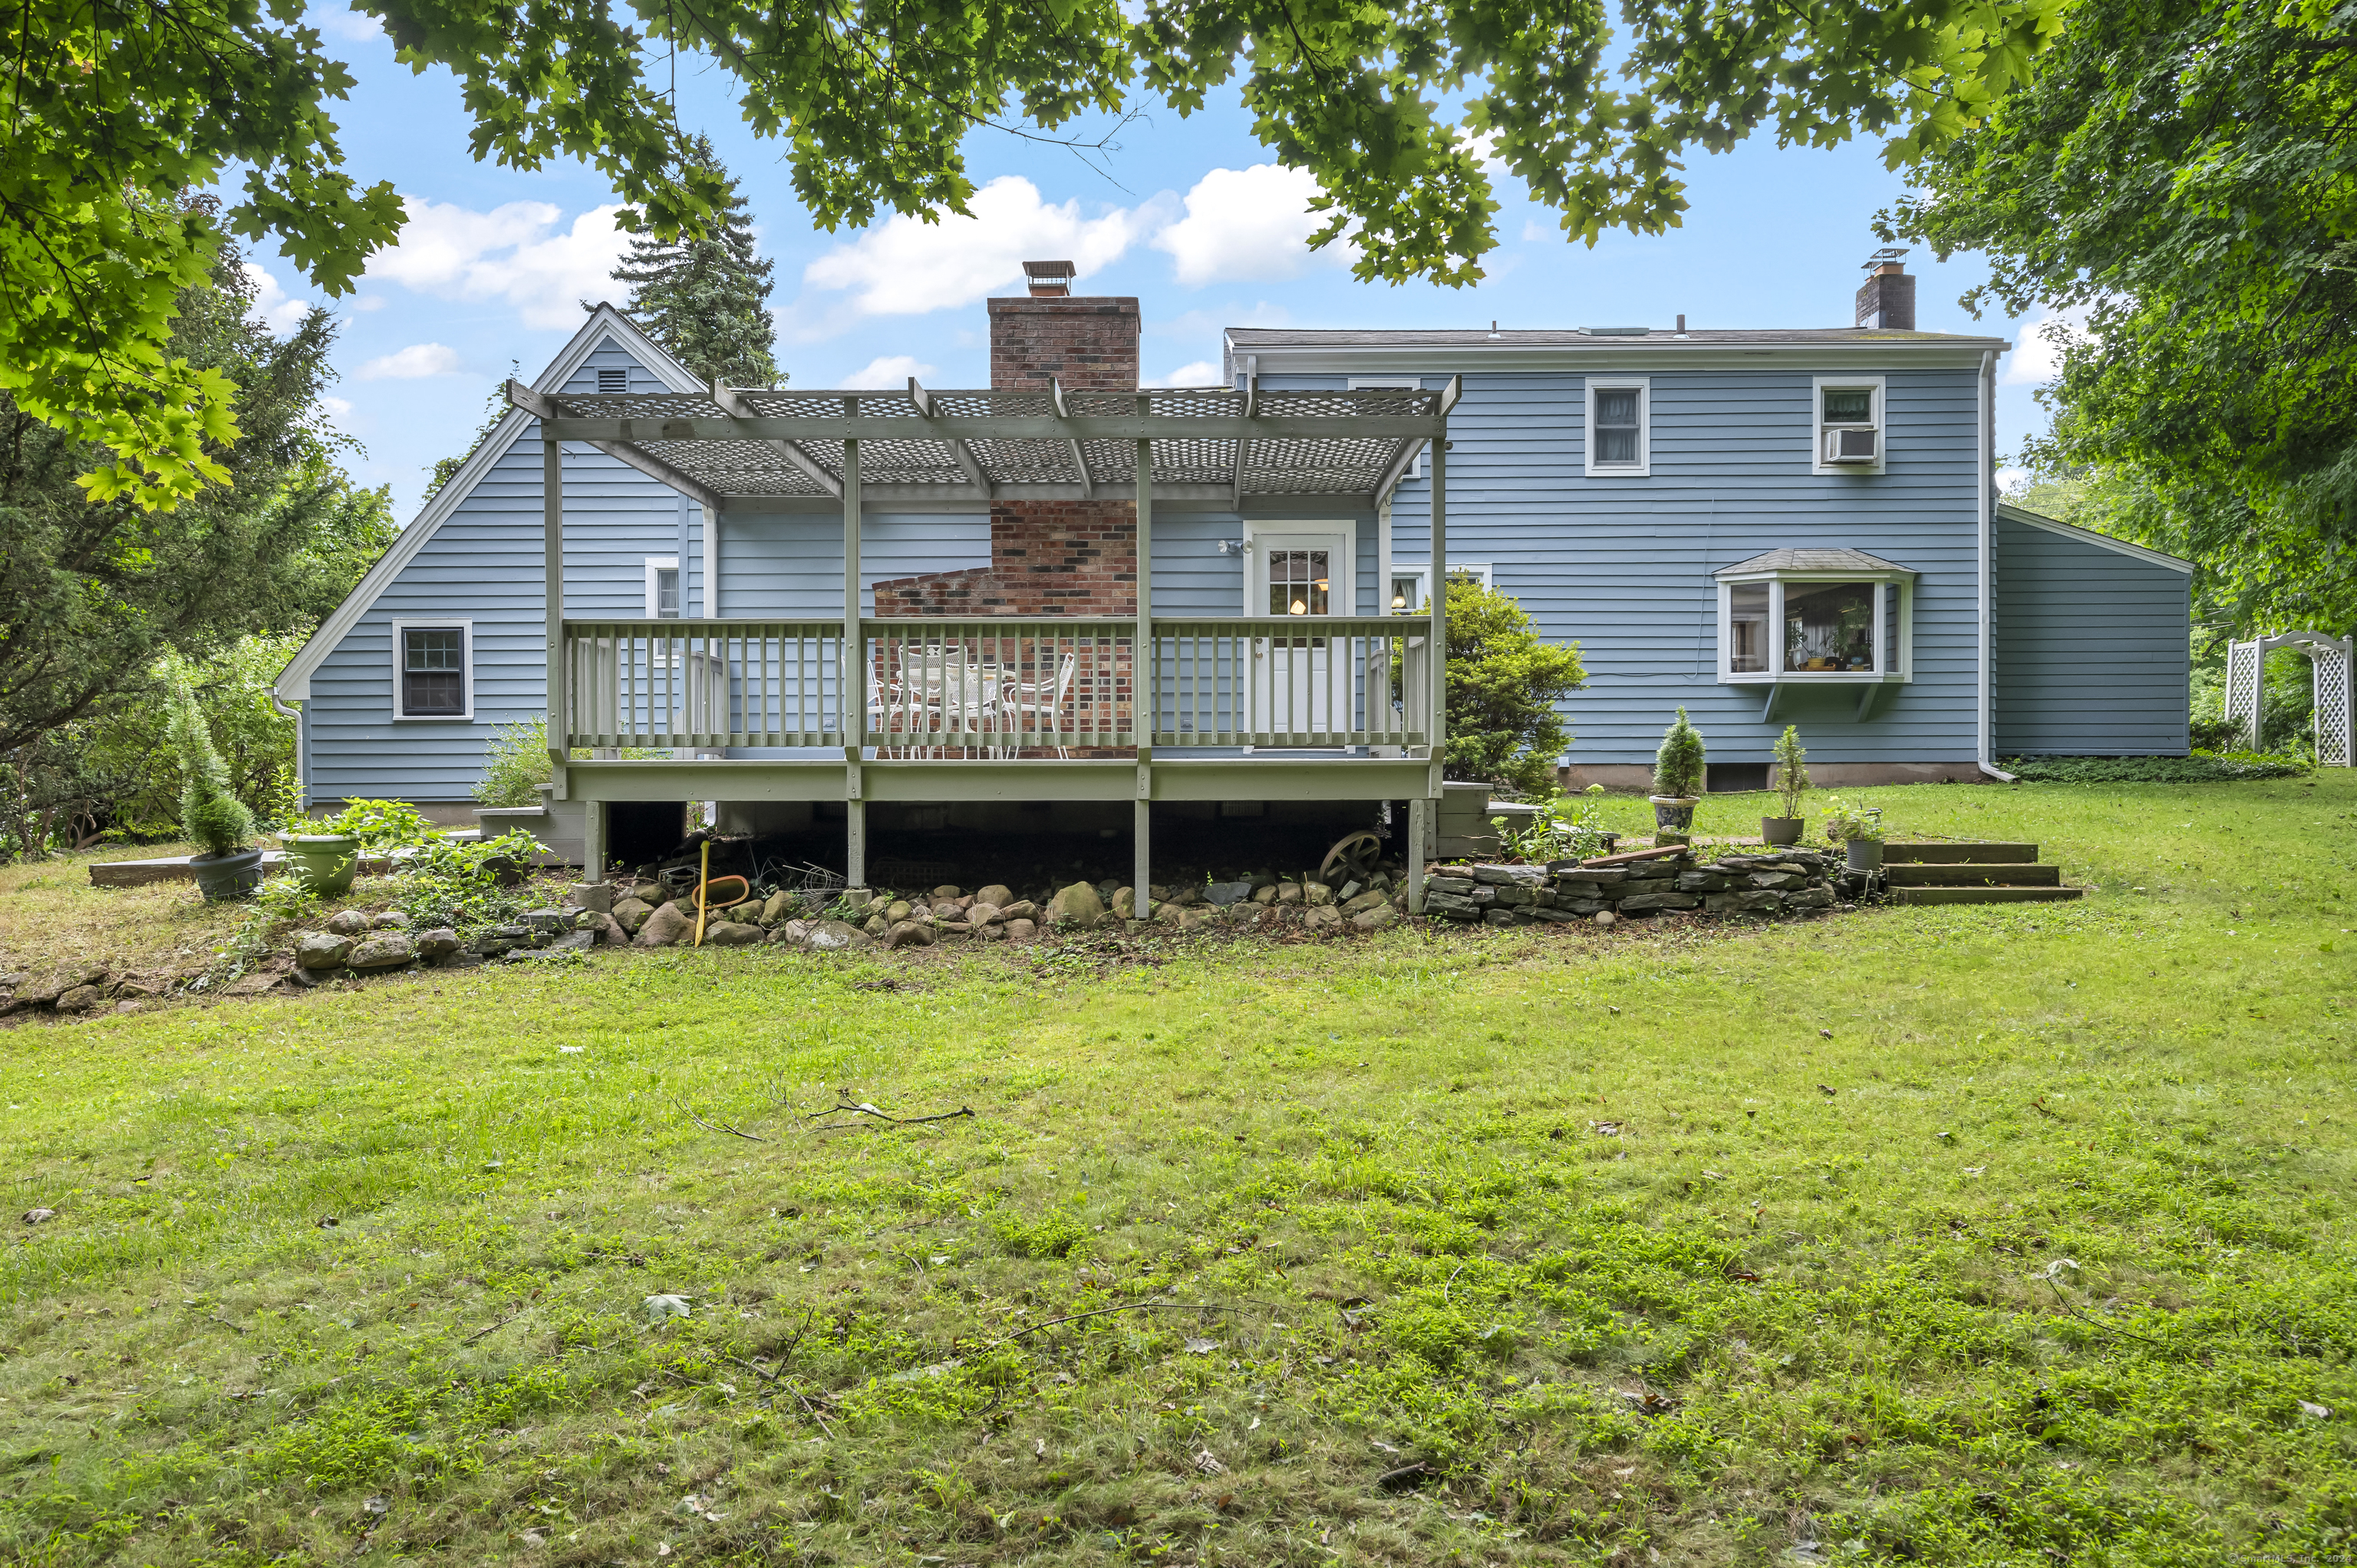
<box><xmin>2225</xmin><ymin>631</ymin><xmax>2354</xmax><ymax>765</ymax></box>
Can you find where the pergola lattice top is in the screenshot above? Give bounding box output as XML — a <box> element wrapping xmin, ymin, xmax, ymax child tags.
<box><xmin>508</xmin><ymin>379</ymin><xmax>1457</xmax><ymax>510</ymax></box>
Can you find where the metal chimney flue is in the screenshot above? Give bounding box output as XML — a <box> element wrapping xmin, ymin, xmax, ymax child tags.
<box><xmin>1856</xmin><ymin>247</ymin><xmax>1915</xmax><ymax>331</ymax></box>
<box><xmin>1023</xmin><ymin>259</ymin><xmax>1076</xmax><ymax>298</ymax></box>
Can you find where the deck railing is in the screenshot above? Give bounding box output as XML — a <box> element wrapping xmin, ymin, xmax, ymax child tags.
<box><xmin>560</xmin><ymin>614</ymin><xmax>1431</xmax><ymax>755</ymax></box>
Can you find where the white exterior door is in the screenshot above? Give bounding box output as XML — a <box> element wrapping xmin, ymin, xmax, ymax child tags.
<box><xmin>1244</xmin><ymin>527</ymin><xmax>1353</xmax><ymax>744</ymax></box>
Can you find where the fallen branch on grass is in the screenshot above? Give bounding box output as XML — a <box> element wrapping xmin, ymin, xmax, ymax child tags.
<box><xmin>464</xmin><ymin>1299</ymin><xmax>539</xmax><ymax>1345</ymax></box>
<box><xmin>802</xmin><ymin>1093</ymin><xmax>975</xmax><ymax>1132</ymax></box>
<box><xmin>681</xmin><ymin>1103</ymin><xmax>772</xmax><ymax>1143</ymax></box>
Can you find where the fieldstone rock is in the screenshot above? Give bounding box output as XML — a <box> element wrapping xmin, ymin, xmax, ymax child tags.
<box><xmin>326</xmin><ymin>910</ymin><xmax>372</xmax><ymax>937</ymax></box>
<box><xmin>1483</xmin><ymin>909</ymin><xmax>1518</xmax><ymax>926</ymax></box>
<box><xmin>1004</xmin><ymin>917</ymin><xmax>1038</xmax><ymax>941</ymax></box>
<box><xmin>1425</xmin><ymin>891</ymin><xmax>1478</xmax><ymax>918</ymax></box>
<box><xmin>930</xmin><ymin>883</ymin><xmax>961</xmax><ymax>901</ymax></box>
<box><xmin>968</xmin><ymin>901</ymin><xmax>1003</xmax><ymax>926</ymax></box>
<box><xmin>1422</xmin><ymin>876</ymin><xmax>1472</xmax><ymax>897</ymax></box>
<box><xmin>611</xmin><ymin>896</ymin><xmax>654</xmax><ymax>934</ymax></box>
<box><xmin>1470</xmin><ymin>886</ymin><xmax>1498</xmax><ymax>907</ymax></box>
<box><xmin>929</xmin><ymin>900</ymin><xmax>962</xmax><ymax>921</ymax></box>
<box><xmin>1553</xmin><ymin>867</ymin><xmax>1629</xmax><ymax>888</ymax></box>
<box><xmin>1787</xmin><ymin>885</ymin><xmax>1835</xmax><ymax>908</ymax></box>
<box><xmin>348</xmin><ymin>933</ymin><xmax>417</xmax><ymax>970</ymax></box>
<box><xmin>544</xmin><ymin>930</ymin><xmax>595</xmax><ymax>953</ymax></box>
<box><xmin>885</xmin><ymin>899</ymin><xmax>913</xmax><ymax>924</ymax></box>
<box><xmin>1472</xmin><ymin>864</ymin><xmax>1546</xmax><ymax>887</ymax></box>
<box><xmin>939</xmin><ymin>921</ymin><xmax>972</xmax><ymax>937</ymax></box>
<box><xmin>635</xmin><ymin>901</ymin><xmax>694</xmax><ymax>947</ymax></box>
<box><xmin>999</xmin><ymin>899</ymin><xmax>1038</xmax><ymax>922</ymax></box>
<box><xmin>1492</xmin><ymin>885</ymin><xmax>1535</xmax><ymax>908</ymax></box>
<box><xmin>1747</xmin><ymin>871</ymin><xmax>1809</xmax><ymax>891</ymax></box>
<box><xmin>54</xmin><ymin>984</ymin><xmax>105</xmax><ymax>1013</ymax></box>
<box><xmin>1705</xmin><ymin>890</ymin><xmax>1788</xmax><ymax>915</ymax></box>
<box><xmin>1559</xmin><ymin>898</ymin><xmax>1611</xmax><ymax>916</ymax></box>
<box><xmin>1047</xmin><ymin>882</ymin><xmax>1106</xmax><ymax>929</ymax></box>
<box><xmin>1350</xmin><ymin>904</ymin><xmax>1399</xmax><ymax>931</ymax></box>
<box><xmin>1204</xmin><ymin>881</ymin><xmax>1251</xmax><ymax>907</ymax></box>
<box><xmin>373</xmin><ymin>911</ymin><xmax>412</xmax><ymax>931</ymax></box>
<box><xmin>565</xmin><ymin>881</ymin><xmax>614</xmax><ymax>914</ymax></box>
<box><xmin>297</xmin><ymin>933</ymin><xmax>353</xmax><ymax>970</ymax></box>
<box><xmin>883</xmin><ymin>921</ymin><xmax>935</xmax><ymax>949</ymax></box>
<box><xmin>1594</xmin><ymin>909</ymin><xmax>1618</xmax><ymax>927</ymax></box>
<box><xmin>803</xmin><ymin>919</ymin><xmax>873</xmax><ymax>951</ymax></box>
<box><xmin>1676</xmin><ymin>870</ymin><xmax>1736</xmax><ymax>893</ymax></box>
<box><xmin>977</xmin><ymin>921</ymin><xmax>1009</xmax><ymax>940</ymax></box>
<box><xmin>1304</xmin><ymin>904</ymin><xmax>1343</xmax><ymax>931</ymax></box>
<box><xmin>1340</xmin><ymin>889</ymin><xmax>1389</xmax><ymax>916</ymax></box>
<box><xmin>1251</xmin><ymin>884</ymin><xmax>1278</xmax><ymax>905</ymax></box>
<box><xmin>1275</xmin><ymin>881</ymin><xmax>1303</xmax><ymax>904</ymax></box>
<box><xmin>1618</xmin><ymin>892</ymin><xmax>1700</xmax><ymax>914</ymax></box>
<box><xmin>1528</xmin><ymin>907</ymin><xmax>1581</xmax><ymax>923</ymax></box>
<box><xmin>704</xmin><ymin>921</ymin><xmax>763</xmax><ymax>947</ymax></box>
<box><xmin>416</xmin><ymin>927</ymin><xmax>462</xmax><ymax>960</ymax></box>
<box><xmin>976</xmin><ymin>884</ymin><xmax>1013</xmax><ymax>908</ymax></box>
<box><xmin>760</xmin><ymin>889</ymin><xmax>796</xmax><ymax>924</ymax></box>
<box><xmin>770</xmin><ymin>917</ymin><xmax>809</xmax><ymax>946</ymax></box>
<box><xmin>523</xmin><ymin>908</ymin><xmax>570</xmax><ymax>935</ymax></box>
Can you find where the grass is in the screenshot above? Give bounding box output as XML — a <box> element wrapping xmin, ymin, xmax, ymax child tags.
<box><xmin>2</xmin><ymin>775</ymin><xmax>2355</xmax><ymax>1566</ymax></box>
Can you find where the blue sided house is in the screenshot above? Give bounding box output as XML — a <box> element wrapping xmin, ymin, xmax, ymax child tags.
<box><xmin>275</xmin><ymin>255</ymin><xmax>2191</xmax><ymax>898</ymax></box>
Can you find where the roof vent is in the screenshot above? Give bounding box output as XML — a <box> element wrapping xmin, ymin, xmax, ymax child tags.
<box><xmin>1023</xmin><ymin>259</ymin><xmax>1076</xmax><ymax>297</ymax></box>
<box><xmin>1856</xmin><ymin>248</ymin><xmax>1915</xmax><ymax>331</ymax></box>
<box><xmin>1578</xmin><ymin>326</ymin><xmax>1650</xmax><ymax>337</ymax></box>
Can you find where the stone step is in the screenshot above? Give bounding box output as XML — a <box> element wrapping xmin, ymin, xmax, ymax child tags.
<box><xmin>1884</xmin><ymin>861</ymin><xmax>2062</xmax><ymax>887</ymax></box>
<box><xmin>1881</xmin><ymin>841</ymin><xmax>2039</xmax><ymax>864</ymax></box>
<box><xmin>1892</xmin><ymin>884</ymin><xmax>2085</xmax><ymax>904</ymax></box>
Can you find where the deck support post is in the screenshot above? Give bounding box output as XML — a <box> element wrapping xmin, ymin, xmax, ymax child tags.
<box><xmin>543</xmin><ymin>430</ymin><xmax>566</xmax><ymax>799</ymax></box>
<box><xmin>846</xmin><ymin>799</ymin><xmax>866</xmax><ymax>890</ymax></box>
<box><xmin>583</xmin><ymin>799</ymin><xmax>605</xmax><ymax>881</ymax></box>
<box><xmin>1406</xmin><ymin>796</ymin><xmax>1426</xmax><ymax>913</ymax></box>
<box><xmin>1132</xmin><ymin>421</ymin><xmax>1154</xmax><ymax>921</ymax></box>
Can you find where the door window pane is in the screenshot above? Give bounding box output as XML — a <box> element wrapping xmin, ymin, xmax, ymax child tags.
<box><xmin>1268</xmin><ymin>549</ymin><xmax>1330</xmax><ymax>615</ymax></box>
<box><xmin>401</xmin><ymin>628</ymin><xmax>466</xmax><ymax>715</ymax></box>
<box><xmin>1783</xmin><ymin>582</ymin><xmax>1877</xmax><ymax>673</ymax></box>
<box><xmin>1594</xmin><ymin>388</ymin><xmax>1642</xmax><ymax>465</ymax></box>
<box><xmin>1728</xmin><ymin>584</ymin><xmax>1770</xmax><ymax>673</ymax></box>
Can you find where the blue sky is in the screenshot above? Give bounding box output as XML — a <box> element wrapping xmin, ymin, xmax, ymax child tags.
<box><xmin>267</xmin><ymin>11</ymin><xmax>2064</xmax><ymax>522</ymax></box>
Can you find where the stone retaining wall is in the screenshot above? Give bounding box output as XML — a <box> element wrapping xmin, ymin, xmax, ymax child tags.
<box><xmin>1422</xmin><ymin>848</ymin><xmax>1847</xmax><ymax>926</ymax></box>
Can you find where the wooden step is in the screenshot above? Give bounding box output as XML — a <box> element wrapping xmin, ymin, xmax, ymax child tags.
<box><xmin>1882</xmin><ymin>842</ymin><xmax>2039</xmax><ymax>864</ymax></box>
<box><xmin>1893</xmin><ymin>884</ymin><xmax>2085</xmax><ymax>905</ymax></box>
<box><xmin>1884</xmin><ymin>861</ymin><xmax>2062</xmax><ymax>887</ymax></box>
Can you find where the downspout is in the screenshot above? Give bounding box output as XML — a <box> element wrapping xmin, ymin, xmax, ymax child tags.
<box><xmin>1976</xmin><ymin>347</ymin><xmax>2016</xmax><ymax>782</ymax></box>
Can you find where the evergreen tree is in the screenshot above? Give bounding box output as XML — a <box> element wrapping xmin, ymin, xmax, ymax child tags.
<box><xmin>608</xmin><ymin>138</ymin><xmax>780</xmax><ymax>387</ymax></box>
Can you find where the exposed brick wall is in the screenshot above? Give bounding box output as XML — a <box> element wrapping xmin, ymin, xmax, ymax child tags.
<box><xmin>872</xmin><ymin>502</ymin><xmax>1136</xmax><ymax>616</ymax></box>
<box><xmin>987</xmin><ymin>297</ymin><xmax>1140</xmax><ymax>390</ymax></box>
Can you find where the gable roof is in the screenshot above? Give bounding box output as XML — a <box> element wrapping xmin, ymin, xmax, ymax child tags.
<box><xmin>275</xmin><ymin>305</ymin><xmax>704</xmax><ymax>701</ymax></box>
<box><xmin>1996</xmin><ymin>502</ymin><xmax>2194</xmax><ymax>575</ymax></box>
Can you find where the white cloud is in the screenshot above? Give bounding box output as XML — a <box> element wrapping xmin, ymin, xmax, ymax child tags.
<box><xmin>1146</xmin><ymin>361</ymin><xmax>1225</xmax><ymax>387</ymax></box>
<box><xmin>356</xmin><ymin>343</ymin><xmax>463</xmax><ymax>380</ymax></box>
<box><xmin>1996</xmin><ymin>466</ymin><xmax>2030</xmax><ymax>492</ymax></box>
<box><xmin>801</xmin><ymin>176</ymin><xmax>1165</xmax><ymax>318</ymax></box>
<box><xmin>320</xmin><ymin>395</ymin><xmax>354</xmax><ymax>419</ymax></box>
<box><xmin>1521</xmin><ymin>219</ymin><xmax>1561</xmax><ymax>244</ymax></box>
<box><xmin>242</xmin><ymin>263</ymin><xmax>314</xmax><ymax>336</ymax></box>
<box><xmin>312</xmin><ymin>5</ymin><xmax>386</xmax><ymax>42</ymax></box>
<box><xmin>1153</xmin><ymin>164</ymin><xmax>1354</xmax><ymax>287</ymax></box>
<box><xmin>351</xmin><ymin>294</ymin><xmax>387</xmax><ymax>312</ymax></box>
<box><xmin>2005</xmin><ymin>305</ymin><xmax>2092</xmax><ymax>385</ymax></box>
<box><xmin>842</xmin><ymin>354</ymin><xmax>939</xmax><ymax>390</ymax></box>
<box><xmin>364</xmin><ymin>197</ymin><xmax>631</xmax><ymax>330</ymax></box>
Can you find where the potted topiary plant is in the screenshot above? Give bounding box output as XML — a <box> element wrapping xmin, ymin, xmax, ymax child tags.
<box><xmin>1762</xmin><ymin>724</ymin><xmax>1808</xmax><ymax>845</ymax></box>
<box><xmin>170</xmin><ymin>684</ymin><xmax>263</xmax><ymax>900</ymax></box>
<box><xmin>1821</xmin><ymin>796</ymin><xmax>1885</xmax><ymax>869</ymax></box>
<box><xmin>1650</xmin><ymin>707</ymin><xmax>1706</xmax><ymax>839</ymax></box>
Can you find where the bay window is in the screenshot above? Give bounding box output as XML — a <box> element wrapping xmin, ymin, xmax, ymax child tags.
<box><xmin>1713</xmin><ymin>551</ymin><xmax>1915</xmax><ymax>690</ymax></box>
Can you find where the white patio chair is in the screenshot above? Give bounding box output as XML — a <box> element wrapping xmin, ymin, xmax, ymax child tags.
<box><xmin>1007</xmin><ymin>651</ymin><xmax>1078</xmax><ymax>758</ymax></box>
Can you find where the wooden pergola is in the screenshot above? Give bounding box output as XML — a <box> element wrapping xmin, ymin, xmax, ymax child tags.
<box><xmin>505</xmin><ymin>376</ymin><xmax>1462</xmax><ymax>913</ymax></box>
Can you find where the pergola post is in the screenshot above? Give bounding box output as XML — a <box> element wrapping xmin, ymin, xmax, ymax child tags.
<box><xmin>842</xmin><ymin>421</ymin><xmax>865</xmax><ymax>889</ymax></box>
<box><xmin>1134</xmin><ymin>420</ymin><xmax>1153</xmax><ymax>921</ymax></box>
<box><xmin>1427</xmin><ymin>430</ymin><xmax>1447</xmax><ymax>799</ymax></box>
<box><xmin>543</xmin><ymin>431</ymin><xmax>566</xmax><ymax>797</ymax></box>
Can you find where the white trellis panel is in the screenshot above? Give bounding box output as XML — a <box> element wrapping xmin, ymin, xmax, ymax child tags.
<box><xmin>2301</xmin><ymin>636</ymin><xmax>2352</xmax><ymax>767</ymax></box>
<box><xmin>2224</xmin><ymin>639</ymin><xmax>2263</xmax><ymax>750</ymax></box>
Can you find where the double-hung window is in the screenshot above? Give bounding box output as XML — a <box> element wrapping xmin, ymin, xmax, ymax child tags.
<box><xmin>1715</xmin><ymin>552</ymin><xmax>1915</xmax><ymax>687</ymax></box>
<box><xmin>392</xmin><ymin>621</ymin><xmax>472</xmax><ymax>719</ymax></box>
<box><xmin>646</xmin><ymin>556</ymin><xmax>681</xmax><ymax>618</ymax></box>
<box><xmin>1811</xmin><ymin>376</ymin><xmax>1885</xmax><ymax>473</ymax></box>
<box><xmin>1585</xmin><ymin>379</ymin><xmax>1650</xmax><ymax>476</ymax></box>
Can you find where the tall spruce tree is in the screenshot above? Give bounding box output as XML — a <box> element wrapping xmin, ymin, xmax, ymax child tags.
<box><xmin>608</xmin><ymin>138</ymin><xmax>780</xmax><ymax>387</ymax></box>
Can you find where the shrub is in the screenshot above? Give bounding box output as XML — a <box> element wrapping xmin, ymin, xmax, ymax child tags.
<box><xmin>1820</xmin><ymin>796</ymin><xmax>1883</xmax><ymax>844</ymax></box>
<box><xmin>1431</xmin><ymin>578</ymin><xmax>1587</xmax><ymax>797</ymax></box>
<box><xmin>474</xmin><ymin>716</ymin><xmax>554</xmax><ymax>807</ymax></box>
<box><xmin>1771</xmin><ymin>724</ymin><xmax>1809</xmax><ymax>818</ymax></box>
<box><xmin>1492</xmin><ymin>791</ymin><xmax>1609</xmax><ymax>863</ymax></box>
<box><xmin>166</xmin><ymin>683</ymin><xmax>255</xmax><ymax>859</ymax></box>
<box><xmin>320</xmin><ymin>798</ymin><xmax>440</xmax><ymax>848</ymax></box>
<box><xmin>1653</xmin><ymin>707</ymin><xmax>1706</xmax><ymax>799</ymax></box>
<box><xmin>390</xmin><ymin>828</ymin><xmax>548</xmax><ymax>934</ymax></box>
<box><xmin>2000</xmin><ymin>751</ymin><xmax>2312</xmax><ymax>783</ymax></box>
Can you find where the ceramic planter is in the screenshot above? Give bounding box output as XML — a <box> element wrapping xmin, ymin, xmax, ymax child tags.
<box><xmin>1845</xmin><ymin>838</ymin><xmax>1884</xmax><ymax>871</ymax></box>
<box><xmin>1761</xmin><ymin>815</ymin><xmax>1805</xmax><ymax>846</ymax></box>
<box><xmin>281</xmin><ymin>832</ymin><xmax>360</xmax><ymax>897</ymax></box>
<box><xmin>1650</xmin><ymin>796</ymin><xmax>1699</xmax><ymax>832</ymax></box>
<box><xmin>190</xmin><ymin>847</ymin><xmax>265</xmax><ymax>902</ymax></box>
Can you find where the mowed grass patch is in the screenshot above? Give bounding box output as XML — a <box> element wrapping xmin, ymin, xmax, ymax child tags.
<box><xmin>1</xmin><ymin>776</ymin><xmax>2354</xmax><ymax>1565</ymax></box>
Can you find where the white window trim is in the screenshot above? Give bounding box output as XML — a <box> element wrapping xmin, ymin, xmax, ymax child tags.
<box><xmin>1811</xmin><ymin>374</ymin><xmax>1887</xmax><ymax>476</ymax></box>
<box><xmin>644</xmin><ymin>555</ymin><xmax>681</xmax><ymax>618</ymax></box>
<box><xmin>1350</xmin><ymin>379</ymin><xmax>1427</xmax><ymax>479</ymax></box>
<box><xmin>1715</xmin><ymin>572</ymin><xmax>1914</xmax><ymax>685</ymax></box>
<box><xmin>1389</xmin><ymin>562</ymin><xmax>1493</xmax><ymax>611</ymax></box>
<box><xmin>1584</xmin><ymin>377</ymin><xmax>1651</xmax><ymax>478</ymax></box>
<box><xmin>389</xmin><ymin>618</ymin><xmax>475</xmax><ymax>721</ymax></box>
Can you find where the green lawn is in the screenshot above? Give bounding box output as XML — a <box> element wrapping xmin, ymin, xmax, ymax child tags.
<box><xmin>3</xmin><ymin>776</ymin><xmax>2354</xmax><ymax>1566</ymax></box>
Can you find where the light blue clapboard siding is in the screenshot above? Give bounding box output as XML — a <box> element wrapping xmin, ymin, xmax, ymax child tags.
<box><xmin>719</xmin><ymin>512</ymin><xmax>991</xmax><ymax>614</ymax></box>
<box><xmin>1993</xmin><ymin>516</ymin><xmax>2189</xmax><ymax>756</ymax></box>
<box><xmin>307</xmin><ymin>341</ymin><xmax>701</xmax><ymax>802</ymax></box>
<box><xmin>1281</xmin><ymin>367</ymin><xmax>1987</xmax><ymax>766</ymax></box>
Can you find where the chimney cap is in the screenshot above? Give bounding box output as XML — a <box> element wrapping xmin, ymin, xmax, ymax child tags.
<box><xmin>1022</xmin><ymin>259</ymin><xmax>1077</xmax><ymax>296</ymax></box>
<box><xmin>1862</xmin><ymin>245</ymin><xmax>1909</xmax><ymax>275</ymax></box>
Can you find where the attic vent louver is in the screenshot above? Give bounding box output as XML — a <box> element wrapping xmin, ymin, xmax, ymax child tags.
<box><xmin>597</xmin><ymin>367</ymin><xmax>627</xmax><ymax>394</ymax></box>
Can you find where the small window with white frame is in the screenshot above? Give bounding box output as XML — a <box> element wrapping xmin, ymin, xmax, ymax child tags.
<box><xmin>645</xmin><ymin>556</ymin><xmax>681</xmax><ymax>618</ymax></box>
<box><xmin>1585</xmin><ymin>378</ymin><xmax>1650</xmax><ymax>476</ymax></box>
<box><xmin>1388</xmin><ymin>562</ymin><xmax>1493</xmax><ymax>612</ymax></box>
<box><xmin>1812</xmin><ymin>375</ymin><xmax>1885</xmax><ymax>473</ymax></box>
<box><xmin>391</xmin><ymin>621</ymin><xmax>473</xmax><ymax>719</ymax></box>
<box><xmin>1716</xmin><ymin>555</ymin><xmax>1915</xmax><ymax>684</ymax></box>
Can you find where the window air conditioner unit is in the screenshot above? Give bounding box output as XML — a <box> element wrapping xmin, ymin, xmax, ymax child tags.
<box><xmin>1824</xmin><ymin>427</ymin><xmax>1878</xmax><ymax>463</ymax></box>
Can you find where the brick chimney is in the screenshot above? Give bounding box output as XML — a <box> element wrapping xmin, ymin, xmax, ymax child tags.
<box><xmin>873</xmin><ymin>265</ymin><xmax>1141</xmax><ymax>627</ymax></box>
<box><xmin>1855</xmin><ymin>247</ymin><xmax>1916</xmax><ymax>331</ymax></box>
